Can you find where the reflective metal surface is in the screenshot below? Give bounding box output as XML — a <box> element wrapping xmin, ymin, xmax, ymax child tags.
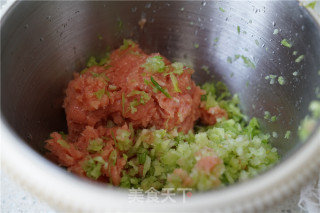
<box><xmin>1</xmin><ymin>1</ymin><xmax>320</xmax><ymax>212</ymax></box>
<box><xmin>2</xmin><ymin>1</ymin><xmax>319</xmax><ymax>155</ymax></box>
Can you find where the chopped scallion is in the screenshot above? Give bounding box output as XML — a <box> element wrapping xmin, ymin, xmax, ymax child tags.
<box><xmin>86</xmin><ymin>56</ymin><xmax>98</xmax><ymax>67</ymax></box>
<box><xmin>120</xmin><ymin>39</ymin><xmax>135</xmax><ymax>50</ymax></box>
<box><xmin>295</xmin><ymin>55</ymin><xmax>304</xmax><ymax>63</ymax></box>
<box><xmin>150</xmin><ymin>76</ymin><xmax>172</xmax><ymax>98</ymax></box>
<box><xmin>171</xmin><ymin>62</ymin><xmax>184</xmax><ymax>75</ymax></box>
<box><xmin>95</xmin><ymin>89</ymin><xmax>105</xmax><ymax>100</ymax></box>
<box><xmin>170</xmin><ymin>73</ymin><xmax>181</xmax><ymax>93</ymax></box>
<box><xmin>87</xmin><ymin>138</ymin><xmax>104</xmax><ymax>153</ymax></box>
<box><xmin>219</xmin><ymin>7</ymin><xmax>225</xmax><ymax>12</ymax></box>
<box><xmin>141</xmin><ymin>56</ymin><xmax>165</xmax><ymax>73</ymax></box>
<box><xmin>281</xmin><ymin>39</ymin><xmax>292</xmax><ymax>48</ymax></box>
<box><xmin>57</xmin><ymin>139</ymin><xmax>69</xmax><ymax>148</ymax></box>
<box><xmin>284</xmin><ymin>130</ymin><xmax>291</xmax><ymax>139</ymax></box>
<box><xmin>109</xmin><ymin>150</ymin><xmax>117</xmax><ymax>165</ymax></box>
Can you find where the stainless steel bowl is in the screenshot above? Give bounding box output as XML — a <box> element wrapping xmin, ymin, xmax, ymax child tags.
<box><xmin>1</xmin><ymin>1</ymin><xmax>320</xmax><ymax>212</ymax></box>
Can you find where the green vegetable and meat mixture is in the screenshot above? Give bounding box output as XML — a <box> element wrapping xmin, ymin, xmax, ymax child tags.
<box><xmin>45</xmin><ymin>40</ymin><xmax>279</xmax><ymax>191</ymax></box>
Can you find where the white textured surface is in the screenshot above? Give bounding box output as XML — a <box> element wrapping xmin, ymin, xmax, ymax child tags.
<box><xmin>1</xmin><ymin>171</ymin><xmax>55</xmax><ymax>213</ymax></box>
<box><xmin>0</xmin><ymin>170</ymin><xmax>310</xmax><ymax>213</ymax></box>
<box><xmin>298</xmin><ymin>174</ymin><xmax>320</xmax><ymax>213</ymax></box>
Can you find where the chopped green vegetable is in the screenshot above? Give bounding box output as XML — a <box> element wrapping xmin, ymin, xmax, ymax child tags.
<box><xmin>143</xmin><ymin>79</ymin><xmax>158</xmax><ymax>93</ymax></box>
<box><xmin>82</xmin><ymin>158</ymin><xmax>103</xmax><ymax>180</ymax></box>
<box><xmin>98</xmin><ymin>55</ymin><xmax>110</xmax><ymax>66</ymax></box>
<box><xmin>57</xmin><ymin>139</ymin><xmax>69</xmax><ymax>148</ymax></box>
<box><xmin>200</xmin><ymin>82</ymin><xmax>246</xmax><ymax>124</ymax></box>
<box><xmin>281</xmin><ymin>39</ymin><xmax>292</xmax><ymax>48</ymax></box>
<box><xmin>247</xmin><ymin>117</ymin><xmax>260</xmax><ymax>139</ymax></box>
<box><xmin>271</xmin><ymin>115</ymin><xmax>277</xmax><ymax>122</ymax></box>
<box><xmin>227</xmin><ymin>56</ymin><xmax>232</xmax><ymax>64</ymax></box>
<box><xmin>97</xmin><ymin>34</ymin><xmax>103</xmax><ymax>40</ymax></box>
<box><xmin>255</xmin><ymin>39</ymin><xmax>259</xmax><ymax>46</ymax></box>
<box><xmin>245</xmin><ymin>81</ymin><xmax>249</xmax><ymax>87</ymax></box>
<box><xmin>128</xmin><ymin>90</ymin><xmax>151</xmax><ymax>104</ymax></box>
<box><xmin>309</xmin><ymin>100</ymin><xmax>320</xmax><ymax>118</ymax></box>
<box><xmin>116</xmin><ymin>129</ymin><xmax>132</xmax><ymax>151</ymax></box>
<box><xmin>86</xmin><ymin>56</ymin><xmax>98</xmax><ymax>67</ymax></box>
<box><xmin>118</xmin><ymin>19</ymin><xmax>124</xmax><ymax>33</ymax></box>
<box><xmin>270</xmin><ymin>79</ymin><xmax>276</xmax><ymax>85</ymax></box>
<box><xmin>129</xmin><ymin>100</ymin><xmax>139</xmax><ymax>113</ymax></box>
<box><xmin>316</xmin><ymin>87</ymin><xmax>320</xmax><ymax>99</ymax></box>
<box><xmin>109</xmin><ymin>85</ymin><xmax>117</xmax><ymax>90</ymax></box>
<box><xmin>87</xmin><ymin>138</ymin><xmax>104</xmax><ymax>153</ymax></box>
<box><xmin>124</xmin><ymin>152</ymin><xmax>129</xmax><ymax>163</ymax></box>
<box><xmin>93</xmin><ymin>156</ymin><xmax>105</xmax><ymax>164</ymax></box>
<box><xmin>305</xmin><ymin>1</ymin><xmax>317</xmax><ymax>9</ymax></box>
<box><xmin>170</xmin><ymin>73</ymin><xmax>181</xmax><ymax>93</ymax></box>
<box><xmin>295</xmin><ymin>55</ymin><xmax>304</xmax><ymax>63</ymax></box>
<box><xmin>265</xmin><ymin>74</ymin><xmax>277</xmax><ymax>84</ymax></box>
<box><xmin>233</xmin><ymin>54</ymin><xmax>255</xmax><ymax>69</ymax></box>
<box><xmin>186</xmin><ymin>86</ymin><xmax>191</xmax><ymax>90</ymax></box>
<box><xmin>298</xmin><ymin>116</ymin><xmax>316</xmax><ymax>141</ymax></box>
<box><xmin>201</xmin><ymin>65</ymin><xmax>209</xmax><ymax>74</ymax></box>
<box><xmin>293</xmin><ymin>51</ymin><xmax>298</xmax><ymax>56</ymax></box>
<box><xmin>171</xmin><ymin>62</ymin><xmax>184</xmax><ymax>75</ymax></box>
<box><xmin>264</xmin><ymin>111</ymin><xmax>271</xmax><ymax>120</ymax></box>
<box><xmin>143</xmin><ymin>155</ymin><xmax>151</xmax><ymax>177</ymax></box>
<box><xmin>91</xmin><ymin>72</ymin><xmax>100</xmax><ymax>78</ymax></box>
<box><xmin>214</xmin><ymin>37</ymin><xmax>219</xmax><ymax>43</ymax></box>
<box><xmin>219</xmin><ymin>7</ymin><xmax>225</xmax><ymax>12</ymax></box>
<box><xmin>120</xmin><ymin>111</ymin><xmax>278</xmax><ymax>189</ymax></box>
<box><xmin>59</xmin><ymin>131</ymin><xmax>67</xmax><ymax>140</ymax></box>
<box><xmin>90</xmin><ymin>72</ymin><xmax>110</xmax><ymax>81</ymax></box>
<box><xmin>263</xmin><ymin>111</ymin><xmax>278</xmax><ymax>122</ymax></box>
<box><xmin>241</xmin><ymin>56</ymin><xmax>255</xmax><ymax>69</ymax></box>
<box><xmin>284</xmin><ymin>131</ymin><xmax>291</xmax><ymax>139</ymax></box>
<box><xmin>80</xmin><ymin>68</ymin><xmax>88</xmax><ymax>75</ymax></box>
<box><xmin>109</xmin><ymin>150</ymin><xmax>117</xmax><ymax>165</ymax></box>
<box><xmin>142</xmin><ymin>56</ymin><xmax>166</xmax><ymax>73</ymax></box>
<box><xmin>95</xmin><ymin>89</ymin><xmax>105</xmax><ymax>100</ymax></box>
<box><xmin>194</xmin><ymin>43</ymin><xmax>199</xmax><ymax>49</ymax></box>
<box><xmin>293</xmin><ymin>71</ymin><xmax>299</xmax><ymax>76</ymax></box>
<box><xmin>150</xmin><ymin>76</ymin><xmax>172</xmax><ymax>98</ymax></box>
<box><xmin>120</xmin><ymin>39</ymin><xmax>135</xmax><ymax>50</ymax></box>
<box><xmin>273</xmin><ymin>29</ymin><xmax>279</xmax><ymax>35</ymax></box>
<box><xmin>272</xmin><ymin>132</ymin><xmax>278</xmax><ymax>138</ymax></box>
<box><xmin>278</xmin><ymin>76</ymin><xmax>285</xmax><ymax>85</ymax></box>
<box><xmin>138</xmin><ymin>152</ymin><xmax>147</xmax><ymax>164</ymax></box>
<box><xmin>237</xmin><ymin>26</ymin><xmax>240</xmax><ymax>34</ymax></box>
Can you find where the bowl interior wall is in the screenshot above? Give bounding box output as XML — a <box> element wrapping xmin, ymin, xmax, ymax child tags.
<box><xmin>1</xmin><ymin>1</ymin><xmax>320</xmax><ymax>158</ymax></box>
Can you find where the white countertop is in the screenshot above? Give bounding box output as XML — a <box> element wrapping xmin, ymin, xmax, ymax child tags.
<box><xmin>1</xmin><ymin>170</ymin><xmax>307</xmax><ymax>213</ymax></box>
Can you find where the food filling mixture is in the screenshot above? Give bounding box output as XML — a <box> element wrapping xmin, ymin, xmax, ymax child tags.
<box><xmin>45</xmin><ymin>40</ymin><xmax>279</xmax><ymax>191</ymax></box>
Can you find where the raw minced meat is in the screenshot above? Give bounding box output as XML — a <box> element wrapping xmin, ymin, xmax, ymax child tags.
<box><xmin>63</xmin><ymin>41</ymin><xmax>206</xmax><ymax>141</ymax></box>
<box><xmin>45</xmin><ymin>40</ymin><xmax>279</xmax><ymax>190</ymax></box>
